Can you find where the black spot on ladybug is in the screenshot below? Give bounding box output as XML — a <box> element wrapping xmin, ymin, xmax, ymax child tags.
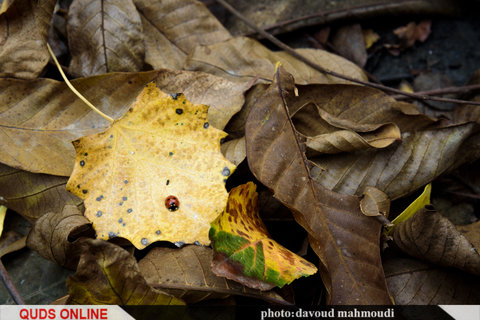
<box><xmin>141</xmin><ymin>238</ymin><xmax>149</xmax><ymax>245</ymax></box>
<box><xmin>175</xmin><ymin>108</ymin><xmax>183</xmax><ymax>115</ymax></box>
<box><xmin>165</xmin><ymin>195</ymin><xmax>179</xmax><ymax>211</ymax></box>
<box><xmin>222</xmin><ymin>167</ymin><xmax>230</xmax><ymax>176</ymax></box>
<box><xmin>118</xmin><ymin>218</ymin><xmax>123</xmax><ymax>223</ymax></box>
<box><xmin>127</xmin><ymin>208</ymin><xmax>133</xmax><ymax>213</ymax></box>
<box><xmin>166</xmin><ymin>179</ymin><xmax>170</xmax><ymax>185</ymax></box>
<box><xmin>203</xmin><ymin>122</ymin><xmax>209</xmax><ymax>129</ymax></box>
<box><xmin>170</xmin><ymin>93</ymin><xmax>181</xmax><ymax>100</ymax></box>
<box><xmin>80</xmin><ymin>160</ymin><xmax>85</xmax><ymax>167</ymax></box>
<box><xmin>108</xmin><ymin>232</ymin><xmax>117</xmax><ymax>239</ymax></box>
<box><xmin>96</xmin><ymin>195</ymin><xmax>104</xmax><ymax>201</ymax></box>
<box><xmin>124</xmin><ymin>180</ymin><xmax>128</xmax><ymax>184</ymax></box>
<box><xmin>122</xmin><ymin>196</ymin><xmax>127</xmax><ymax>201</ymax></box>
<box><xmin>82</xmin><ymin>189</ymin><xmax>88</xmax><ymax>194</ymax></box>
<box><xmin>169</xmin><ymin>152</ymin><xmax>173</xmax><ymax>156</ymax></box>
<box><xmin>155</xmin><ymin>230</ymin><xmax>161</xmax><ymax>235</ymax></box>
<box><xmin>96</xmin><ymin>211</ymin><xmax>102</xmax><ymax>217</ymax></box>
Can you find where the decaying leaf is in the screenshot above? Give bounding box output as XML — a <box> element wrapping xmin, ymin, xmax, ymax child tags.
<box><xmin>67</xmin><ymin>239</ymin><xmax>184</xmax><ymax>305</ymax></box>
<box><xmin>360</xmin><ymin>186</ymin><xmax>390</xmax><ymax>218</ymax></box>
<box><xmin>457</xmin><ymin>221</ymin><xmax>480</xmax><ymax>253</ymax></box>
<box><xmin>209</xmin><ymin>182</ymin><xmax>317</xmax><ymax>290</ymax></box>
<box><xmin>393</xmin><ymin>206</ymin><xmax>480</xmax><ymax>275</ymax></box>
<box><xmin>0</xmin><ymin>70</ymin><xmax>246</xmax><ymax>176</ymax></box>
<box><xmin>331</xmin><ymin>24</ymin><xmax>367</xmax><ymax>67</ymax></box>
<box><xmin>384</xmin><ymin>255</ymin><xmax>480</xmax><ymax>304</ymax></box>
<box><xmin>245</xmin><ymin>66</ymin><xmax>391</xmax><ymax>304</ymax></box>
<box><xmin>185</xmin><ymin>36</ymin><xmax>367</xmax><ymax>85</ymax></box>
<box><xmin>27</xmin><ymin>205</ymin><xmax>92</xmax><ymax>269</ymax></box>
<box><xmin>0</xmin><ymin>163</ymin><xmax>82</xmax><ymax>221</ymax></box>
<box><xmin>221</xmin><ymin>137</ymin><xmax>246</xmax><ymax>166</ymax></box>
<box><xmin>0</xmin><ymin>205</ymin><xmax>6</xmax><ymax>237</ymax></box>
<box><xmin>138</xmin><ymin>245</ymin><xmax>290</xmax><ymax>304</ymax></box>
<box><xmin>67</xmin><ymin>0</ymin><xmax>144</xmax><ymax>77</ymax></box>
<box><xmin>135</xmin><ymin>0</ymin><xmax>231</xmax><ymax>70</ymax></box>
<box><xmin>0</xmin><ymin>0</ymin><xmax>55</xmax><ymax>79</ymax></box>
<box><xmin>0</xmin><ymin>231</ymin><xmax>26</xmax><ymax>258</ymax></box>
<box><xmin>67</xmin><ymin>82</ymin><xmax>235</xmax><ymax>249</ymax></box>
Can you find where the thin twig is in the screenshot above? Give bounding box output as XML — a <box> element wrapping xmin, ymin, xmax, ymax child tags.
<box><xmin>0</xmin><ymin>259</ymin><xmax>25</xmax><ymax>305</ymax></box>
<box><xmin>46</xmin><ymin>43</ymin><xmax>115</xmax><ymax>123</ymax></box>
<box><xmin>393</xmin><ymin>84</ymin><xmax>480</xmax><ymax>100</ymax></box>
<box><xmin>215</xmin><ymin>0</ymin><xmax>480</xmax><ymax>106</ymax></box>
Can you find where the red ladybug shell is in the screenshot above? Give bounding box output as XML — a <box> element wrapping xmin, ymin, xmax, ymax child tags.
<box><xmin>165</xmin><ymin>196</ymin><xmax>180</xmax><ymax>211</ymax></box>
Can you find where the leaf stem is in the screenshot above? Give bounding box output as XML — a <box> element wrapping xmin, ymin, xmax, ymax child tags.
<box><xmin>46</xmin><ymin>44</ymin><xmax>114</xmax><ymax>123</ymax></box>
<box><xmin>0</xmin><ymin>259</ymin><xmax>25</xmax><ymax>305</ymax></box>
<box><xmin>215</xmin><ymin>0</ymin><xmax>480</xmax><ymax>106</ymax></box>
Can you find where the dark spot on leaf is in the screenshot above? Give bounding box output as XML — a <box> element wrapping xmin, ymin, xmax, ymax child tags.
<box><xmin>228</xmin><ymin>216</ymin><xmax>232</xmax><ymax>222</ymax></box>
<box><xmin>141</xmin><ymin>238</ymin><xmax>149</xmax><ymax>245</ymax></box>
<box><xmin>182</xmin><ymin>101</ymin><xmax>185</xmax><ymax>104</ymax></box>
<box><xmin>119</xmin><ymin>202</ymin><xmax>123</xmax><ymax>206</ymax></box>
<box><xmin>96</xmin><ymin>195</ymin><xmax>104</xmax><ymax>201</ymax></box>
<box><xmin>96</xmin><ymin>211</ymin><xmax>102</xmax><ymax>217</ymax></box>
<box><xmin>203</xmin><ymin>122</ymin><xmax>209</xmax><ymax>129</ymax></box>
<box><xmin>76</xmin><ymin>185</ymin><xmax>80</xmax><ymax>189</ymax></box>
<box><xmin>127</xmin><ymin>208</ymin><xmax>132</xmax><ymax>213</ymax></box>
<box><xmin>108</xmin><ymin>232</ymin><xmax>117</xmax><ymax>239</ymax></box>
<box><xmin>181</xmin><ymin>123</ymin><xmax>184</xmax><ymax>125</ymax></box>
<box><xmin>166</xmin><ymin>180</ymin><xmax>170</xmax><ymax>185</ymax></box>
<box><xmin>80</xmin><ymin>160</ymin><xmax>85</xmax><ymax>167</ymax></box>
<box><xmin>122</xmin><ymin>196</ymin><xmax>127</xmax><ymax>201</ymax></box>
<box><xmin>128</xmin><ymin>108</ymin><xmax>133</xmax><ymax>112</ymax></box>
<box><xmin>118</xmin><ymin>218</ymin><xmax>123</xmax><ymax>223</ymax></box>
<box><xmin>155</xmin><ymin>230</ymin><xmax>161</xmax><ymax>235</ymax></box>
<box><xmin>124</xmin><ymin>180</ymin><xmax>128</xmax><ymax>184</ymax></box>
<box><xmin>128</xmin><ymin>80</ymin><xmax>132</xmax><ymax>84</ymax></box>
<box><xmin>84</xmin><ymin>153</ymin><xmax>88</xmax><ymax>156</ymax></box>
<box><xmin>175</xmin><ymin>108</ymin><xmax>183</xmax><ymax>114</ymax></box>
<box><xmin>223</xmin><ymin>179</ymin><xmax>227</xmax><ymax>183</ymax></box>
<box><xmin>82</xmin><ymin>189</ymin><xmax>88</xmax><ymax>194</ymax></box>
<box><xmin>110</xmin><ymin>134</ymin><xmax>114</xmax><ymax>138</ymax></box>
<box><xmin>237</xmin><ymin>230</ymin><xmax>249</xmax><ymax>238</ymax></box>
<box><xmin>170</xmin><ymin>93</ymin><xmax>181</xmax><ymax>100</ymax></box>
<box><xmin>122</xmin><ymin>223</ymin><xmax>126</xmax><ymax>227</ymax></box>
<box><xmin>169</xmin><ymin>152</ymin><xmax>173</xmax><ymax>156</ymax></box>
<box><xmin>222</xmin><ymin>167</ymin><xmax>230</xmax><ymax>176</ymax></box>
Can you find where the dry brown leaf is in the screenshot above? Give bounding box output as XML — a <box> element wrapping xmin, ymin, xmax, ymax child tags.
<box><xmin>138</xmin><ymin>245</ymin><xmax>290</xmax><ymax>304</ymax></box>
<box><xmin>245</xmin><ymin>66</ymin><xmax>391</xmax><ymax>304</ymax></box>
<box><xmin>0</xmin><ymin>231</ymin><xmax>26</xmax><ymax>258</ymax></box>
<box><xmin>457</xmin><ymin>221</ymin><xmax>480</xmax><ymax>253</ymax></box>
<box><xmin>135</xmin><ymin>0</ymin><xmax>231</xmax><ymax>70</ymax></box>
<box><xmin>0</xmin><ymin>70</ymin><xmax>246</xmax><ymax>176</ymax></box>
<box><xmin>221</xmin><ymin>137</ymin><xmax>246</xmax><ymax>166</ymax></box>
<box><xmin>331</xmin><ymin>24</ymin><xmax>367</xmax><ymax>67</ymax></box>
<box><xmin>66</xmin><ymin>83</ymin><xmax>235</xmax><ymax>248</ymax></box>
<box><xmin>287</xmin><ymin>85</ymin><xmax>478</xmax><ymax>199</ymax></box>
<box><xmin>393</xmin><ymin>20</ymin><xmax>431</xmax><ymax>48</ymax></box>
<box><xmin>393</xmin><ymin>206</ymin><xmax>480</xmax><ymax>275</ymax></box>
<box><xmin>67</xmin><ymin>0</ymin><xmax>144</xmax><ymax>77</ymax></box>
<box><xmin>27</xmin><ymin>205</ymin><xmax>92</xmax><ymax>269</ymax></box>
<box><xmin>0</xmin><ymin>0</ymin><xmax>55</xmax><ymax>79</ymax></box>
<box><xmin>67</xmin><ymin>239</ymin><xmax>184</xmax><ymax>305</ymax></box>
<box><xmin>360</xmin><ymin>186</ymin><xmax>390</xmax><ymax>218</ymax></box>
<box><xmin>0</xmin><ymin>163</ymin><xmax>82</xmax><ymax>221</ymax></box>
<box><xmin>384</xmin><ymin>255</ymin><xmax>480</xmax><ymax>304</ymax></box>
<box><xmin>185</xmin><ymin>36</ymin><xmax>367</xmax><ymax>85</ymax></box>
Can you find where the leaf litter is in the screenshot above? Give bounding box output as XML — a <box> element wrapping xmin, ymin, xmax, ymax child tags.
<box><xmin>0</xmin><ymin>0</ymin><xmax>480</xmax><ymax>307</ymax></box>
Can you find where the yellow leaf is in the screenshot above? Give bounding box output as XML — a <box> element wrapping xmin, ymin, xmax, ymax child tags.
<box><xmin>209</xmin><ymin>182</ymin><xmax>317</xmax><ymax>290</ymax></box>
<box><xmin>0</xmin><ymin>205</ymin><xmax>6</xmax><ymax>238</ymax></box>
<box><xmin>66</xmin><ymin>82</ymin><xmax>236</xmax><ymax>249</ymax></box>
<box><xmin>384</xmin><ymin>183</ymin><xmax>431</xmax><ymax>235</ymax></box>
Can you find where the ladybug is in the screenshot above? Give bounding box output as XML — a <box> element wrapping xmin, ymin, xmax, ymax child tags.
<box><xmin>165</xmin><ymin>195</ymin><xmax>180</xmax><ymax>211</ymax></box>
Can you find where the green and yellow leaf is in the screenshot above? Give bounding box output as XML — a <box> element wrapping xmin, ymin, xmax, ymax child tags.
<box><xmin>209</xmin><ymin>182</ymin><xmax>317</xmax><ymax>290</ymax></box>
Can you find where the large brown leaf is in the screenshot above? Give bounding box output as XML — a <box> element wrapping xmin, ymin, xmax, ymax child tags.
<box><xmin>67</xmin><ymin>239</ymin><xmax>184</xmax><ymax>305</ymax></box>
<box><xmin>289</xmin><ymin>85</ymin><xmax>477</xmax><ymax>199</ymax></box>
<box><xmin>393</xmin><ymin>206</ymin><xmax>480</xmax><ymax>275</ymax></box>
<box><xmin>0</xmin><ymin>70</ymin><xmax>246</xmax><ymax>176</ymax></box>
<box><xmin>135</xmin><ymin>0</ymin><xmax>231</xmax><ymax>70</ymax></box>
<box><xmin>245</xmin><ymin>67</ymin><xmax>391</xmax><ymax>304</ymax></box>
<box><xmin>185</xmin><ymin>36</ymin><xmax>367</xmax><ymax>85</ymax></box>
<box><xmin>67</xmin><ymin>0</ymin><xmax>144</xmax><ymax>77</ymax></box>
<box><xmin>384</xmin><ymin>255</ymin><xmax>480</xmax><ymax>304</ymax></box>
<box><xmin>138</xmin><ymin>245</ymin><xmax>290</xmax><ymax>304</ymax></box>
<box><xmin>0</xmin><ymin>0</ymin><xmax>55</xmax><ymax>79</ymax></box>
<box><xmin>27</xmin><ymin>205</ymin><xmax>92</xmax><ymax>269</ymax></box>
<box><xmin>0</xmin><ymin>163</ymin><xmax>82</xmax><ymax>221</ymax></box>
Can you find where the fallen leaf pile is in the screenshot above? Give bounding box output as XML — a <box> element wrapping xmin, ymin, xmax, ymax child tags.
<box><xmin>0</xmin><ymin>0</ymin><xmax>479</xmax><ymax>307</ymax></box>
